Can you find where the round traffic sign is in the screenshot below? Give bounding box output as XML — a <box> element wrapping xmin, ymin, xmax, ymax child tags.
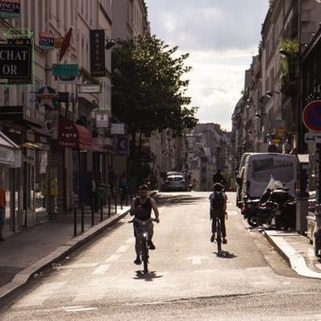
<box><xmin>302</xmin><ymin>100</ymin><xmax>321</xmax><ymax>131</ymax></box>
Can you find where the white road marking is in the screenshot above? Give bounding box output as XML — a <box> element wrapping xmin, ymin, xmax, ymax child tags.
<box><xmin>63</xmin><ymin>306</ymin><xmax>97</xmax><ymax>312</ymax></box>
<box><xmin>93</xmin><ymin>264</ymin><xmax>111</xmax><ymax>275</ymax></box>
<box><xmin>104</xmin><ymin>254</ymin><xmax>121</xmax><ymax>263</ymax></box>
<box><xmin>116</xmin><ymin>245</ymin><xmax>129</xmax><ymax>253</ymax></box>
<box><xmin>126</xmin><ymin>237</ymin><xmax>135</xmax><ymax>244</ymax></box>
<box><xmin>185</xmin><ymin>256</ymin><xmax>210</xmax><ymax>265</ymax></box>
<box><xmin>56</xmin><ymin>263</ymin><xmax>98</xmax><ymax>270</ymax></box>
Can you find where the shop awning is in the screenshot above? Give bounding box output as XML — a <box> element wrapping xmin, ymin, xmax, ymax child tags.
<box><xmin>0</xmin><ymin>131</ymin><xmax>21</xmax><ymax>168</ymax></box>
<box><xmin>58</xmin><ymin>117</ymin><xmax>92</xmax><ymax>150</ymax></box>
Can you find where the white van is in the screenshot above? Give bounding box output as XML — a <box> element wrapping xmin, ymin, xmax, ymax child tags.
<box><xmin>236</xmin><ymin>153</ymin><xmax>297</xmax><ymax>208</ymax></box>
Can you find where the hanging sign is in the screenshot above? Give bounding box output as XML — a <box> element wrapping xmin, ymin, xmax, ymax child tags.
<box><xmin>0</xmin><ymin>0</ymin><xmax>20</xmax><ymax>19</ymax></box>
<box><xmin>0</xmin><ymin>43</ymin><xmax>32</xmax><ymax>80</ymax></box>
<box><xmin>39</xmin><ymin>32</ymin><xmax>55</xmax><ymax>51</ymax></box>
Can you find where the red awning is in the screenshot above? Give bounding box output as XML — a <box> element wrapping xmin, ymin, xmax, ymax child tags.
<box><xmin>58</xmin><ymin>117</ymin><xmax>92</xmax><ymax>150</ymax></box>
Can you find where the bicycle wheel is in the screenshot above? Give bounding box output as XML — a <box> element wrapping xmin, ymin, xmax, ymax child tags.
<box><xmin>216</xmin><ymin>218</ymin><xmax>222</xmax><ymax>255</ymax></box>
<box><xmin>141</xmin><ymin>238</ymin><xmax>149</xmax><ymax>273</ymax></box>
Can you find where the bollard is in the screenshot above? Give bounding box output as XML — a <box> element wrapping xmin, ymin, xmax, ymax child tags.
<box><xmin>120</xmin><ymin>189</ymin><xmax>123</xmax><ymax>210</ymax></box>
<box><xmin>108</xmin><ymin>195</ymin><xmax>111</xmax><ymax>217</ymax></box>
<box><xmin>81</xmin><ymin>203</ymin><xmax>84</xmax><ymax>233</ymax></box>
<box><xmin>91</xmin><ymin>201</ymin><xmax>95</xmax><ymax>226</ymax></box>
<box><xmin>74</xmin><ymin>207</ymin><xmax>77</xmax><ymax>237</ymax></box>
<box><xmin>115</xmin><ymin>194</ymin><xmax>117</xmax><ymax>214</ymax></box>
<box><xmin>100</xmin><ymin>202</ymin><xmax>103</xmax><ymax>222</ymax></box>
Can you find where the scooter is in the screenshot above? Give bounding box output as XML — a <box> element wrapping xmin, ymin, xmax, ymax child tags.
<box><xmin>241</xmin><ymin>197</ymin><xmax>260</xmax><ymax>227</ymax></box>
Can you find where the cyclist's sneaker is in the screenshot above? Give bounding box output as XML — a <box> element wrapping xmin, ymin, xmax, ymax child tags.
<box><xmin>148</xmin><ymin>241</ymin><xmax>156</xmax><ymax>250</ymax></box>
<box><xmin>134</xmin><ymin>257</ymin><xmax>142</xmax><ymax>265</ymax></box>
<box><xmin>223</xmin><ymin>238</ymin><xmax>227</xmax><ymax>244</ymax></box>
<box><xmin>210</xmin><ymin>234</ymin><xmax>215</xmax><ymax>243</ymax></box>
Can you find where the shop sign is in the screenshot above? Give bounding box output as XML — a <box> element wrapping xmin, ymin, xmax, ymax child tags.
<box><xmin>0</xmin><ymin>43</ymin><xmax>32</xmax><ymax>79</ymax></box>
<box><xmin>111</xmin><ymin>123</ymin><xmax>125</xmax><ymax>135</ymax></box>
<box><xmin>77</xmin><ymin>84</ymin><xmax>101</xmax><ymax>93</ymax></box>
<box><xmin>39</xmin><ymin>32</ymin><xmax>55</xmax><ymax>51</ymax></box>
<box><xmin>96</xmin><ymin>112</ymin><xmax>109</xmax><ymax>128</ymax></box>
<box><xmin>52</xmin><ymin>63</ymin><xmax>79</xmax><ymax>82</ymax></box>
<box><xmin>112</xmin><ymin>135</ymin><xmax>129</xmax><ymax>155</ymax></box>
<box><xmin>36</xmin><ymin>86</ymin><xmax>59</xmax><ymax>110</ymax></box>
<box><xmin>90</xmin><ymin>30</ymin><xmax>106</xmax><ymax>77</ymax></box>
<box><xmin>0</xmin><ymin>0</ymin><xmax>20</xmax><ymax>19</ymax></box>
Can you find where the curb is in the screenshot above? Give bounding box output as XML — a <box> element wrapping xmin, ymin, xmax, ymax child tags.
<box><xmin>264</xmin><ymin>230</ymin><xmax>321</xmax><ymax>279</ymax></box>
<box><xmin>0</xmin><ymin>208</ymin><xmax>131</xmax><ymax>302</ymax></box>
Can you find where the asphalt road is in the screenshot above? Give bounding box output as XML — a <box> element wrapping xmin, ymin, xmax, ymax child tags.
<box><xmin>1</xmin><ymin>192</ymin><xmax>321</xmax><ymax>321</ymax></box>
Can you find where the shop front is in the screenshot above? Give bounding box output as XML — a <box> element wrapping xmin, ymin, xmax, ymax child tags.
<box><xmin>57</xmin><ymin>116</ymin><xmax>92</xmax><ymax>211</ymax></box>
<box><xmin>0</xmin><ymin>131</ymin><xmax>21</xmax><ymax>236</ymax></box>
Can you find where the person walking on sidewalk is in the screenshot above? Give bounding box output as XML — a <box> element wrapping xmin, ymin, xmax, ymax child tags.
<box><xmin>130</xmin><ymin>184</ymin><xmax>160</xmax><ymax>265</ymax></box>
<box><xmin>209</xmin><ymin>183</ymin><xmax>228</xmax><ymax>244</ymax></box>
<box><xmin>0</xmin><ymin>186</ymin><xmax>6</xmax><ymax>241</ymax></box>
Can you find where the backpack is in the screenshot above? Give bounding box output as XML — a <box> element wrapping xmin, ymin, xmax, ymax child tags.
<box><xmin>211</xmin><ymin>192</ymin><xmax>225</xmax><ymax>210</ymax></box>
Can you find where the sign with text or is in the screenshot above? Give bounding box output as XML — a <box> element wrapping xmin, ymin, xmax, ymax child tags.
<box><xmin>303</xmin><ymin>100</ymin><xmax>321</xmax><ymax>132</ymax></box>
<box><xmin>0</xmin><ymin>0</ymin><xmax>20</xmax><ymax>19</ymax></box>
<box><xmin>90</xmin><ymin>29</ymin><xmax>106</xmax><ymax>77</ymax></box>
<box><xmin>96</xmin><ymin>112</ymin><xmax>109</xmax><ymax>128</ymax></box>
<box><xmin>0</xmin><ymin>44</ymin><xmax>32</xmax><ymax>80</ymax></box>
<box><xmin>52</xmin><ymin>63</ymin><xmax>79</xmax><ymax>82</ymax></box>
<box><xmin>39</xmin><ymin>32</ymin><xmax>55</xmax><ymax>51</ymax></box>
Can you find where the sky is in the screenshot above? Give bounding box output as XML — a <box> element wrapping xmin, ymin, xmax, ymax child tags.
<box><xmin>145</xmin><ymin>0</ymin><xmax>270</xmax><ymax>131</ymax></box>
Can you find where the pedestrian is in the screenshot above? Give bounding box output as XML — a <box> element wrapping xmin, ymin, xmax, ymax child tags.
<box><xmin>90</xmin><ymin>177</ymin><xmax>98</xmax><ymax>212</ymax></box>
<box><xmin>0</xmin><ymin>185</ymin><xmax>6</xmax><ymax>241</ymax></box>
<box><xmin>209</xmin><ymin>183</ymin><xmax>228</xmax><ymax>244</ymax></box>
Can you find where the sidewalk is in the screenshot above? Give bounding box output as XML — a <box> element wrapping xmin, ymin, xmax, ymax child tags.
<box><xmin>264</xmin><ymin>229</ymin><xmax>321</xmax><ymax>279</ymax></box>
<box><xmin>0</xmin><ymin>204</ymin><xmax>131</xmax><ymax>301</ymax></box>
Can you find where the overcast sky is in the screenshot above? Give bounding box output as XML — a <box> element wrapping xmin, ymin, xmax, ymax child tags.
<box><xmin>145</xmin><ymin>0</ymin><xmax>269</xmax><ymax>131</ymax></box>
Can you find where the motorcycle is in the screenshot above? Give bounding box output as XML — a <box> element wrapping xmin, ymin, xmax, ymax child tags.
<box><xmin>241</xmin><ymin>197</ymin><xmax>260</xmax><ymax>227</ymax></box>
<box><xmin>242</xmin><ymin>187</ymin><xmax>296</xmax><ymax>230</ymax></box>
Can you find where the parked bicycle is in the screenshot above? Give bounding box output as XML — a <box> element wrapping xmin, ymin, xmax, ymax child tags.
<box><xmin>129</xmin><ymin>217</ymin><xmax>156</xmax><ymax>274</ymax></box>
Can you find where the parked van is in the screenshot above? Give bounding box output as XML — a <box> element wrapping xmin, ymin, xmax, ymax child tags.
<box><xmin>236</xmin><ymin>153</ymin><xmax>297</xmax><ymax>208</ymax></box>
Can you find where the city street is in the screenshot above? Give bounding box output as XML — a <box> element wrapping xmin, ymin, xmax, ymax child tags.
<box><xmin>1</xmin><ymin>192</ymin><xmax>321</xmax><ymax>320</ymax></box>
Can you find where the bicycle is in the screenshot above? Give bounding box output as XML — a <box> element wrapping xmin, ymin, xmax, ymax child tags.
<box><xmin>129</xmin><ymin>218</ymin><xmax>155</xmax><ymax>274</ymax></box>
<box><xmin>215</xmin><ymin>215</ymin><xmax>223</xmax><ymax>256</ymax></box>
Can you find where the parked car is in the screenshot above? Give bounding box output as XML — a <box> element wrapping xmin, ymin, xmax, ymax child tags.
<box><xmin>162</xmin><ymin>174</ymin><xmax>187</xmax><ymax>191</ymax></box>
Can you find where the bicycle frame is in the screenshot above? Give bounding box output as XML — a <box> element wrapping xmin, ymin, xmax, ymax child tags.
<box><xmin>129</xmin><ymin>218</ymin><xmax>155</xmax><ymax>273</ymax></box>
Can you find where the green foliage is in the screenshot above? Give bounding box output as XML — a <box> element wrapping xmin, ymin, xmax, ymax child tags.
<box><xmin>280</xmin><ymin>39</ymin><xmax>299</xmax><ymax>80</ymax></box>
<box><xmin>111</xmin><ymin>34</ymin><xmax>198</xmax><ymax>139</ymax></box>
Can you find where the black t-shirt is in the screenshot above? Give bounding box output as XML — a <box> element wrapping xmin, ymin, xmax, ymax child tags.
<box><xmin>134</xmin><ymin>197</ymin><xmax>152</xmax><ymax>221</ymax></box>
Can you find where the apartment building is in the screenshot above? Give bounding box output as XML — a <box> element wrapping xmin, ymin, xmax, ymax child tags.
<box><xmin>0</xmin><ymin>0</ymin><xmax>114</xmax><ymax>235</ymax></box>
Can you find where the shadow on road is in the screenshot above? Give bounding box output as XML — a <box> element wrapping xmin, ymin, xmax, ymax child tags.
<box><xmin>214</xmin><ymin>251</ymin><xmax>237</xmax><ymax>259</ymax></box>
<box><xmin>134</xmin><ymin>271</ymin><xmax>163</xmax><ymax>282</ymax></box>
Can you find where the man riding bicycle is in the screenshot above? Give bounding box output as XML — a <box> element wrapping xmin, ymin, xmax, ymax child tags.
<box><xmin>130</xmin><ymin>184</ymin><xmax>160</xmax><ymax>265</ymax></box>
<box><xmin>209</xmin><ymin>183</ymin><xmax>228</xmax><ymax>244</ymax></box>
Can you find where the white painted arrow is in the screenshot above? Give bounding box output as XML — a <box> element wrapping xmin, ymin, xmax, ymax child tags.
<box><xmin>185</xmin><ymin>256</ymin><xmax>209</xmax><ymax>265</ymax></box>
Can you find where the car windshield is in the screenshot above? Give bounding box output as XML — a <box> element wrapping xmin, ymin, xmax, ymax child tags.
<box><xmin>167</xmin><ymin>176</ymin><xmax>184</xmax><ymax>182</ymax></box>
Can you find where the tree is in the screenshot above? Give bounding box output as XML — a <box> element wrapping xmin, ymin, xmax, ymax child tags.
<box><xmin>111</xmin><ymin>33</ymin><xmax>198</xmax><ymax>179</ymax></box>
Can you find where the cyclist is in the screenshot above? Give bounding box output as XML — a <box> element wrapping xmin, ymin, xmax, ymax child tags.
<box><xmin>130</xmin><ymin>184</ymin><xmax>160</xmax><ymax>265</ymax></box>
<box><xmin>212</xmin><ymin>169</ymin><xmax>227</xmax><ymax>186</ymax></box>
<box><xmin>209</xmin><ymin>183</ymin><xmax>228</xmax><ymax>244</ymax></box>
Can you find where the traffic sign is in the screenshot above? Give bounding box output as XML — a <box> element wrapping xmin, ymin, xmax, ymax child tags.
<box><xmin>302</xmin><ymin>100</ymin><xmax>321</xmax><ymax>131</ymax></box>
<box><xmin>304</xmin><ymin>132</ymin><xmax>321</xmax><ymax>144</ymax></box>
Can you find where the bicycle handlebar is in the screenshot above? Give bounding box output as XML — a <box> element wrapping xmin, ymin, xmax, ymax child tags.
<box><xmin>128</xmin><ymin>218</ymin><xmax>157</xmax><ymax>224</ymax></box>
